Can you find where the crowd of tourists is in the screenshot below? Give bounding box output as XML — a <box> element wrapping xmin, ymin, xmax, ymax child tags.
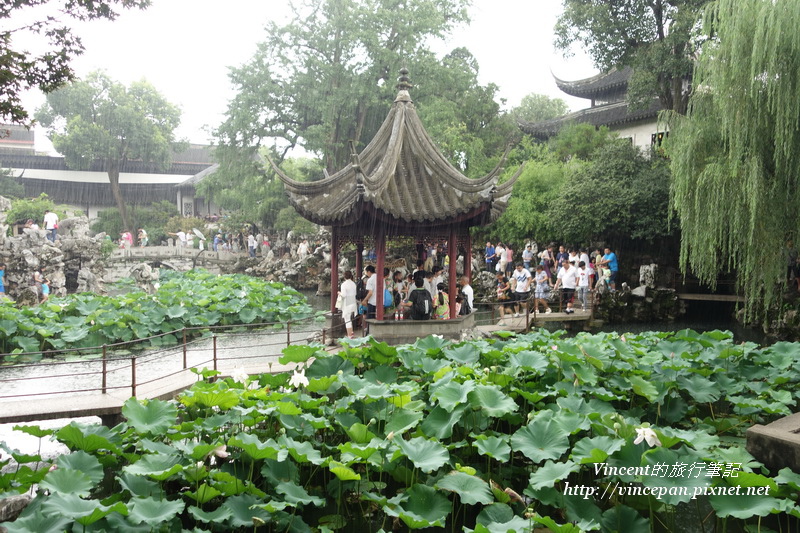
<box><xmin>486</xmin><ymin>241</ymin><xmax>619</xmax><ymax>320</ymax></box>
<box><xmin>337</xmin><ymin>260</ymin><xmax>475</xmax><ymax>338</ymax></box>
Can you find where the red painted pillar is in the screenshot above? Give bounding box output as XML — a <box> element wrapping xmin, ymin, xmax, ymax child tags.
<box><xmin>448</xmin><ymin>226</ymin><xmax>457</xmax><ymax>319</ymax></box>
<box><xmin>465</xmin><ymin>231</ymin><xmax>472</xmax><ymax>281</ymax></box>
<box><xmin>376</xmin><ymin>233</ymin><xmax>386</xmax><ymax>320</ymax></box>
<box><xmin>330</xmin><ymin>227</ymin><xmax>339</xmax><ymax>313</ymax></box>
<box><xmin>356</xmin><ymin>242</ymin><xmax>363</xmax><ymax>280</ymax></box>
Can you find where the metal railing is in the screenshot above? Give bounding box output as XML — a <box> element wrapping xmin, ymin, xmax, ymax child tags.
<box><xmin>0</xmin><ymin>318</ymin><xmax>338</xmax><ymax>402</ymax></box>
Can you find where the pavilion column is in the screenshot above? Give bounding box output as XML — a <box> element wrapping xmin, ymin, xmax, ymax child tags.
<box><xmin>330</xmin><ymin>227</ymin><xmax>339</xmax><ymax>314</ymax></box>
<box><xmin>448</xmin><ymin>226</ymin><xmax>457</xmax><ymax>319</ymax></box>
<box><xmin>376</xmin><ymin>232</ymin><xmax>386</xmax><ymax>320</ymax></box>
<box><xmin>465</xmin><ymin>232</ymin><xmax>472</xmax><ymax>281</ymax></box>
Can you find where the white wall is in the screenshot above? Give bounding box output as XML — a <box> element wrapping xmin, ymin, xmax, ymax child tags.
<box><xmin>611</xmin><ymin>119</ymin><xmax>667</xmax><ymax>150</ymax></box>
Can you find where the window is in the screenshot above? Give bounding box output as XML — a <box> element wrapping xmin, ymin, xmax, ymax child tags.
<box><xmin>651</xmin><ymin>131</ymin><xmax>669</xmax><ymax>146</ymax></box>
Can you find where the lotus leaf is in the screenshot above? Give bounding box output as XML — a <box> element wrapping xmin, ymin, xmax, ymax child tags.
<box><xmin>39</xmin><ymin>468</ymin><xmax>94</xmax><ymax>496</ymax></box>
<box><xmin>394</xmin><ymin>483</ymin><xmax>450</xmax><ymax>528</ymax></box>
<box><xmin>122</xmin><ymin>398</ymin><xmax>177</xmax><ymax>435</ymax></box>
<box><xmin>511</xmin><ymin>418</ymin><xmax>570</xmax><ymax>463</ymax></box>
<box><xmin>430</xmin><ymin>378</ymin><xmax>475</xmax><ymax>412</ymax></box>
<box><xmin>528</xmin><ymin>460</ymin><xmax>579</xmax><ymax>490</ymax></box>
<box><xmin>127</xmin><ymin>496</ymin><xmax>184</xmax><ymax>524</ymax></box>
<box><xmin>435</xmin><ymin>471</ymin><xmax>493</xmax><ymax>505</ymax></box>
<box><xmin>41</xmin><ymin>493</ymin><xmax>128</xmax><ymax>525</ymax></box>
<box><xmin>600</xmin><ymin>505</ymin><xmax>649</xmax><ymax>533</ymax></box>
<box><xmin>0</xmin><ymin>512</ymin><xmax>71</xmax><ymax>533</ymax></box>
<box><xmin>228</xmin><ymin>433</ymin><xmax>285</xmax><ymax>461</ymax></box>
<box><xmin>468</xmin><ymin>384</ymin><xmax>517</xmax><ymax>418</ymax></box>
<box><xmin>384</xmin><ymin>409</ymin><xmax>424</xmax><ymax>434</ymax></box>
<box><xmin>395</xmin><ymin>437</ymin><xmax>450</xmax><ymax>473</ymax></box>
<box><xmin>570</xmin><ymin>436</ymin><xmax>624</xmax><ymax>464</ymax></box>
<box><xmin>185</xmin><ymin>483</ymin><xmax>222</xmax><ymax>504</ymax></box>
<box><xmin>188</xmin><ymin>505</ymin><xmax>233</xmax><ymax>523</ymax></box>
<box><xmin>56</xmin><ymin>422</ymin><xmax>120</xmax><ymax>453</ymax></box>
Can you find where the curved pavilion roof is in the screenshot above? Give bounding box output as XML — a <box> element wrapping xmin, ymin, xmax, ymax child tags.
<box><xmin>270</xmin><ymin>72</ymin><xmax>520</xmax><ymax>229</ymax></box>
<box><xmin>553</xmin><ymin>67</ymin><xmax>632</xmax><ymax>99</ymax></box>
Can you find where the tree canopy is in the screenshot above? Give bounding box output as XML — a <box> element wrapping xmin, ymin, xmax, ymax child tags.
<box><xmin>512</xmin><ymin>93</ymin><xmax>569</xmax><ymax>124</ymax></box>
<box><xmin>1</xmin><ymin>0</ymin><xmax>149</xmax><ymax>124</ymax></box>
<box><xmin>668</xmin><ymin>0</ymin><xmax>800</xmax><ymax>318</ymax></box>
<box><xmin>207</xmin><ymin>0</ymin><xmax>513</xmax><ymax>231</ymax></box>
<box><xmin>555</xmin><ymin>0</ymin><xmax>709</xmax><ymax>114</ymax></box>
<box><xmin>36</xmin><ymin>71</ymin><xmax>181</xmax><ymax>233</ymax></box>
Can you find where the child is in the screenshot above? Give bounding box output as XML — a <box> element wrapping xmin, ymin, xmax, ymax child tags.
<box><xmin>433</xmin><ymin>283</ymin><xmax>450</xmax><ymax>320</ymax></box>
<box><xmin>41</xmin><ymin>277</ymin><xmax>51</xmax><ymax>303</ymax></box>
<box><xmin>0</xmin><ymin>262</ymin><xmax>6</xmax><ymax>298</ymax></box>
<box><xmin>533</xmin><ymin>265</ymin><xmax>552</xmax><ymax>314</ymax></box>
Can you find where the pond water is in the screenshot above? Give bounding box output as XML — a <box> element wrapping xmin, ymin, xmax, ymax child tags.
<box><xmin>0</xmin><ymin>291</ymin><xmax>764</xmax><ymax>459</ymax></box>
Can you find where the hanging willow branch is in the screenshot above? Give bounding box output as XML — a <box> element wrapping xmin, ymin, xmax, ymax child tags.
<box><xmin>668</xmin><ymin>0</ymin><xmax>800</xmax><ymax>320</ymax></box>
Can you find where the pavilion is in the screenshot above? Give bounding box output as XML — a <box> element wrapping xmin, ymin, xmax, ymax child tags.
<box><xmin>270</xmin><ymin>70</ymin><xmax>520</xmax><ymax>331</ymax></box>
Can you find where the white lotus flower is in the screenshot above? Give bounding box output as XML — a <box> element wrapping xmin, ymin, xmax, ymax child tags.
<box><xmin>231</xmin><ymin>367</ymin><xmax>249</xmax><ymax>384</ymax></box>
<box><xmin>633</xmin><ymin>426</ymin><xmax>661</xmax><ymax>447</ymax></box>
<box><xmin>289</xmin><ymin>367</ymin><xmax>309</xmax><ymax>388</ymax></box>
<box><xmin>212</xmin><ymin>445</ymin><xmax>229</xmax><ymax>459</ymax></box>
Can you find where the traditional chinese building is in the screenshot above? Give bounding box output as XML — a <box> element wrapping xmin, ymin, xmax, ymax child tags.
<box><xmin>520</xmin><ymin>67</ymin><xmax>666</xmax><ymax>149</ymax></box>
<box><xmin>271</xmin><ymin>70</ymin><xmax>520</xmax><ymax>333</ymax></box>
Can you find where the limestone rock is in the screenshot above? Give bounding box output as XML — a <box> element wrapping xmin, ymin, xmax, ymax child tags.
<box><xmin>631</xmin><ymin>285</ymin><xmax>647</xmax><ymax>297</ymax></box>
<box><xmin>639</xmin><ymin>264</ymin><xmax>658</xmax><ymax>289</ymax></box>
<box><xmin>0</xmin><ymin>494</ymin><xmax>32</xmax><ymax>523</ymax></box>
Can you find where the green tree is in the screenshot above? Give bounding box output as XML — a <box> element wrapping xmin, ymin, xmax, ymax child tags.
<box><xmin>197</xmin><ymin>154</ymin><xmax>322</xmax><ymax>232</ymax></box>
<box><xmin>548</xmin><ymin>141</ymin><xmax>673</xmax><ymax>244</ymax></box>
<box><xmin>549</xmin><ymin>123</ymin><xmax>615</xmax><ymax>161</ymax></box>
<box><xmin>36</xmin><ymin>71</ymin><xmax>182</xmax><ymax>233</ymax></box>
<box><xmin>209</xmin><ymin>0</ymin><xmax>511</xmax><ymax>230</ymax></box>
<box><xmin>1</xmin><ymin>0</ymin><xmax>149</xmax><ymax>124</ymax></box>
<box><xmin>485</xmin><ymin>153</ymin><xmax>574</xmax><ymax>245</ymax></box>
<box><xmin>668</xmin><ymin>0</ymin><xmax>800</xmax><ymax>318</ymax></box>
<box><xmin>555</xmin><ymin>0</ymin><xmax>709</xmax><ymax>114</ymax></box>
<box><xmin>91</xmin><ymin>200</ymin><xmax>179</xmax><ymax>243</ymax></box>
<box><xmin>512</xmin><ymin>93</ymin><xmax>569</xmax><ymax>123</ymax></box>
<box><xmin>215</xmin><ymin>0</ymin><xmax>473</xmax><ymax>173</ymax></box>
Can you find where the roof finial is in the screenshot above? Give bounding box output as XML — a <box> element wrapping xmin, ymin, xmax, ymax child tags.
<box><xmin>396</xmin><ymin>68</ymin><xmax>412</xmax><ymax>92</ymax></box>
<box><xmin>394</xmin><ymin>68</ymin><xmax>413</xmax><ymax>103</ymax></box>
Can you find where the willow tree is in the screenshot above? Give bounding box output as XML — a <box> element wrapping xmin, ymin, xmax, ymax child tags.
<box><xmin>668</xmin><ymin>0</ymin><xmax>800</xmax><ymax>318</ymax></box>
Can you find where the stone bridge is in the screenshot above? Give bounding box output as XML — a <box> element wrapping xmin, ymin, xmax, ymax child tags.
<box><xmin>104</xmin><ymin>246</ymin><xmax>240</xmax><ymax>282</ymax></box>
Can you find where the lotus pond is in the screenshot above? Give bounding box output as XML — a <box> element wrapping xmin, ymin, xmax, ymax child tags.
<box><xmin>0</xmin><ymin>270</ymin><xmax>313</xmax><ymax>360</ymax></box>
<box><xmin>2</xmin><ymin>329</ymin><xmax>800</xmax><ymax>532</ymax></box>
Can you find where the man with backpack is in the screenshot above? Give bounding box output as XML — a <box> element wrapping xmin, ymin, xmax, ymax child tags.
<box><xmin>402</xmin><ymin>277</ymin><xmax>432</xmax><ymax>320</ymax></box>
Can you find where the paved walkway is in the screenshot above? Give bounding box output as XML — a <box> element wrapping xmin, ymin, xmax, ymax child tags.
<box><xmin>0</xmin><ymin>327</ymin><xmax>327</xmax><ymax>425</ymax></box>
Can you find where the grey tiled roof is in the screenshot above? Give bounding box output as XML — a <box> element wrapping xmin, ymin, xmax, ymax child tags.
<box><xmin>553</xmin><ymin>67</ymin><xmax>633</xmax><ymax>99</ymax></box>
<box><xmin>270</xmin><ymin>89</ymin><xmax>519</xmax><ymax>227</ymax></box>
<box><xmin>520</xmin><ymin>99</ymin><xmax>662</xmax><ymax>139</ymax></box>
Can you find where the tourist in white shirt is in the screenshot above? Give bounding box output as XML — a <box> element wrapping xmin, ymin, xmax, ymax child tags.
<box><xmin>460</xmin><ymin>276</ymin><xmax>474</xmax><ymax>313</ymax></box>
<box><xmin>340</xmin><ymin>270</ymin><xmax>358</xmax><ymax>338</ymax></box>
<box><xmin>576</xmin><ymin>261</ymin><xmax>593</xmax><ymax>311</ymax></box>
<box><xmin>512</xmin><ymin>264</ymin><xmax>532</xmax><ymax>317</ymax></box>
<box><xmin>43</xmin><ymin>209</ymin><xmax>58</xmax><ymax>242</ymax></box>
<box><xmin>362</xmin><ymin>265</ymin><xmax>377</xmax><ymax>319</ymax></box>
<box><xmin>553</xmin><ymin>259</ymin><xmax>578</xmax><ymax>314</ymax></box>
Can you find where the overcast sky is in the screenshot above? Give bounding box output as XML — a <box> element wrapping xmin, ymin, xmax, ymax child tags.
<box><xmin>21</xmin><ymin>0</ymin><xmax>596</xmax><ymax>151</ymax></box>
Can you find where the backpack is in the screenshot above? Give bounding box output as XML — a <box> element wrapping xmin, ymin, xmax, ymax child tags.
<box><xmin>355</xmin><ymin>278</ymin><xmax>367</xmax><ymax>302</ymax></box>
<box><xmin>459</xmin><ymin>292</ymin><xmax>472</xmax><ymax>315</ymax></box>
<box><xmin>383</xmin><ymin>287</ymin><xmax>393</xmax><ymax>308</ymax></box>
<box><xmin>409</xmin><ymin>288</ymin><xmax>432</xmax><ymax>320</ymax></box>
